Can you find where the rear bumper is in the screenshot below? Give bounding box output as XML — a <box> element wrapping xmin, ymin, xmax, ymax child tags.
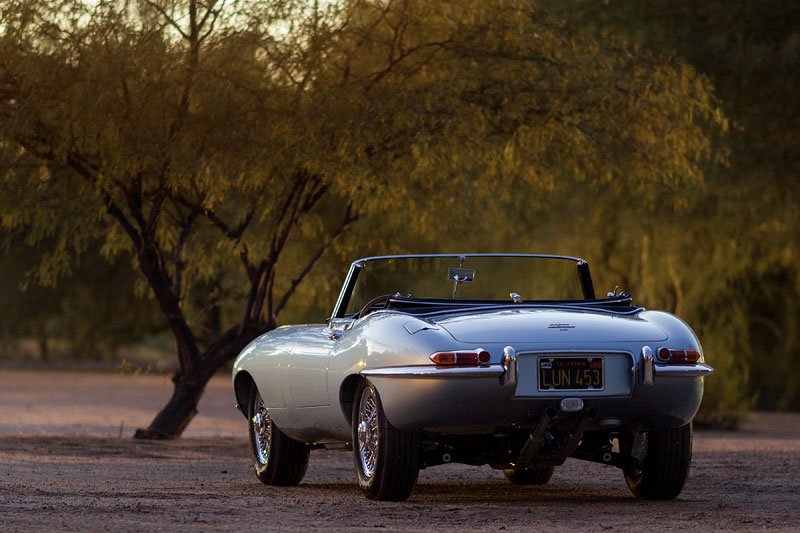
<box><xmin>361</xmin><ymin>365</ymin><xmax>505</xmax><ymax>379</ymax></box>
<box><xmin>361</xmin><ymin>361</ymin><xmax>713</xmax><ymax>433</ymax></box>
<box><xmin>361</xmin><ymin>362</ymin><xmax>714</xmax><ymax>380</ymax></box>
<box><xmin>654</xmin><ymin>363</ymin><xmax>714</xmax><ymax>377</ymax></box>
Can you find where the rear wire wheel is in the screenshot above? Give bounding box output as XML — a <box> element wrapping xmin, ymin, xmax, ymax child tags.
<box><xmin>623</xmin><ymin>423</ymin><xmax>692</xmax><ymax>500</ymax></box>
<box><xmin>503</xmin><ymin>465</ymin><xmax>555</xmax><ymax>485</ymax></box>
<box><xmin>352</xmin><ymin>380</ymin><xmax>420</xmax><ymax>501</ymax></box>
<box><xmin>248</xmin><ymin>386</ymin><xmax>310</xmax><ymax>486</ymax></box>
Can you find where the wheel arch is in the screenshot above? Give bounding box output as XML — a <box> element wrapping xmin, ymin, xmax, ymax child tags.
<box><xmin>339</xmin><ymin>374</ymin><xmax>366</xmax><ymax>427</ymax></box>
<box><xmin>233</xmin><ymin>370</ymin><xmax>256</xmax><ymax>418</ymax></box>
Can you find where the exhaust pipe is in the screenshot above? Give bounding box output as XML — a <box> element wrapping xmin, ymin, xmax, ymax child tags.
<box><xmin>516</xmin><ymin>407</ymin><xmax>556</xmax><ymax>468</ymax></box>
<box><xmin>551</xmin><ymin>408</ymin><xmax>597</xmax><ymax>465</ymax></box>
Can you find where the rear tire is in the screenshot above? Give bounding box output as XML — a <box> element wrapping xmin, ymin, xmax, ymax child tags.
<box><xmin>248</xmin><ymin>386</ymin><xmax>309</xmax><ymax>486</ymax></box>
<box><xmin>352</xmin><ymin>380</ymin><xmax>420</xmax><ymax>501</ymax></box>
<box><xmin>503</xmin><ymin>465</ymin><xmax>555</xmax><ymax>485</ymax></box>
<box><xmin>623</xmin><ymin>423</ymin><xmax>692</xmax><ymax>500</ymax></box>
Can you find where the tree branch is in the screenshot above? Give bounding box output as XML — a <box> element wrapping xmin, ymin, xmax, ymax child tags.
<box><xmin>145</xmin><ymin>189</ymin><xmax>168</xmax><ymax>237</ymax></box>
<box><xmin>198</xmin><ymin>0</ymin><xmax>223</xmax><ymax>43</ymax></box>
<box><xmin>142</xmin><ymin>0</ymin><xmax>190</xmax><ymax>40</ymax></box>
<box><xmin>239</xmin><ymin>259</ymin><xmax>268</xmax><ymax>333</ymax></box>
<box><xmin>172</xmin><ymin>204</ymin><xmax>201</xmax><ymax>299</ymax></box>
<box><xmin>16</xmin><ymin>142</ymin><xmax>142</xmax><ymax>250</ymax></box>
<box><xmin>175</xmin><ymin>195</ymin><xmax>255</xmax><ymax>241</ymax></box>
<box><xmin>267</xmin><ymin>172</ymin><xmax>310</xmax><ymax>263</ymax></box>
<box><xmin>273</xmin><ymin>205</ymin><xmax>359</xmax><ymax>318</ymax></box>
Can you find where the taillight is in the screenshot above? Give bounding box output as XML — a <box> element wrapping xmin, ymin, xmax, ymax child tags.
<box><xmin>657</xmin><ymin>348</ymin><xmax>701</xmax><ymax>364</ymax></box>
<box><xmin>430</xmin><ymin>349</ymin><xmax>491</xmax><ymax>366</ymax></box>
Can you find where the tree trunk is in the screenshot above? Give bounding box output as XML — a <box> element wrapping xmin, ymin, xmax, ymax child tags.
<box><xmin>134</xmin><ymin>322</ymin><xmax>268</xmax><ymax>439</ymax></box>
<box><xmin>133</xmin><ymin>369</ymin><xmax>210</xmax><ymax>439</ymax></box>
<box><xmin>35</xmin><ymin>320</ymin><xmax>49</xmax><ymax>363</ymax></box>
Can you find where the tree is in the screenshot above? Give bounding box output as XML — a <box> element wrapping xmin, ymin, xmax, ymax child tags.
<box><xmin>0</xmin><ymin>0</ymin><xmax>723</xmax><ymax>437</ymax></box>
<box><xmin>536</xmin><ymin>0</ymin><xmax>800</xmax><ymax>418</ymax></box>
<box><xmin>0</xmin><ymin>238</ymin><xmax>165</xmax><ymax>361</ymax></box>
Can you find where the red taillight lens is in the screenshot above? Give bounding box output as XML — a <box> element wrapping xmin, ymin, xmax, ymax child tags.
<box><xmin>657</xmin><ymin>348</ymin><xmax>701</xmax><ymax>363</ymax></box>
<box><xmin>431</xmin><ymin>349</ymin><xmax>491</xmax><ymax>366</ymax></box>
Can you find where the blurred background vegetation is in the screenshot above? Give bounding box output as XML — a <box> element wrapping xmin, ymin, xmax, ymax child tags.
<box><xmin>1</xmin><ymin>0</ymin><xmax>798</xmax><ymax>427</ymax></box>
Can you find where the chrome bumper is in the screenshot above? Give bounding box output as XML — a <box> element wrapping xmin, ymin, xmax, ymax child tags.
<box><xmin>362</xmin><ymin>358</ymin><xmax>709</xmax><ymax>432</ymax></box>
<box><xmin>360</xmin><ymin>361</ymin><xmax>714</xmax><ymax>381</ymax></box>
<box><xmin>654</xmin><ymin>362</ymin><xmax>714</xmax><ymax>377</ymax></box>
<box><xmin>361</xmin><ymin>364</ymin><xmax>505</xmax><ymax>379</ymax></box>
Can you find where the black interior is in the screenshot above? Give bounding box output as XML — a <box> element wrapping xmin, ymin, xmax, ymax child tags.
<box><xmin>349</xmin><ymin>294</ymin><xmax>640</xmax><ymax>319</ymax></box>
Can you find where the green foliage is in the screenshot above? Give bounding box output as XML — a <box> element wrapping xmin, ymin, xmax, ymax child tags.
<box><xmin>0</xmin><ymin>0</ymin><xmax>720</xmax><ymax>327</ymax></box>
<box><xmin>0</xmin><ymin>0</ymin><xmax>727</xmax><ymax>433</ymax></box>
<box><xmin>535</xmin><ymin>0</ymin><xmax>800</xmax><ymax>417</ymax></box>
<box><xmin>0</xmin><ymin>239</ymin><xmax>165</xmax><ymax>360</ymax></box>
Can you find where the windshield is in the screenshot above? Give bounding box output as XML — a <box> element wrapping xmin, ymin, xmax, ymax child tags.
<box><xmin>344</xmin><ymin>255</ymin><xmax>586</xmax><ymax>315</ymax></box>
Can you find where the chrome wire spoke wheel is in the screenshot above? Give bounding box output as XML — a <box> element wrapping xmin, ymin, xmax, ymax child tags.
<box><xmin>251</xmin><ymin>390</ymin><xmax>272</xmax><ymax>465</ymax></box>
<box><xmin>357</xmin><ymin>387</ymin><xmax>380</xmax><ymax>479</ymax></box>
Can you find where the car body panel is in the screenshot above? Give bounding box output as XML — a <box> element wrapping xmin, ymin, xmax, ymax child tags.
<box><xmin>235</xmin><ymin>325</ymin><xmax>297</xmax><ymax>409</ymax></box>
<box><xmin>232</xmin><ymin>255</ymin><xmax>712</xmax><ymax>446</ymax></box>
<box><xmin>433</xmin><ymin>309</ymin><xmax>668</xmax><ymax>343</ymax></box>
<box><xmin>234</xmin><ymin>309</ymin><xmax>710</xmax><ymax>443</ymax></box>
<box><xmin>288</xmin><ymin>326</ymin><xmax>333</xmax><ymax>408</ymax></box>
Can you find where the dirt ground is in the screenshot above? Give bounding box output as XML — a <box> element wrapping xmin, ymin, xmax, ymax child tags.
<box><xmin>1</xmin><ymin>370</ymin><xmax>799</xmax><ymax>532</ymax></box>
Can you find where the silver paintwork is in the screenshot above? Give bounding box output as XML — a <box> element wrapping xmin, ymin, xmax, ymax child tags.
<box><xmin>233</xmin><ymin>255</ymin><xmax>714</xmax><ymax>445</ymax></box>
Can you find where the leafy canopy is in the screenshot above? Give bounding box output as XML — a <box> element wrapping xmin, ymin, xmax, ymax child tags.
<box><xmin>0</xmin><ymin>0</ymin><xmax>724</xmax><ymax>434</ymax></box>
<box><xmin>530</xmin><ymin>0</ymin><xmax>800</xmax><ymax>419</ymax></box>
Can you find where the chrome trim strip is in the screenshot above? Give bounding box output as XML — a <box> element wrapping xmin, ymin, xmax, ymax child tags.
<box><xmin>360</xmin><ymin>364</ymin><xmax>505</xmax><ymax>379</ymax></box>
<box><xmin>421</xmin><ymin>302</ymin><xmax>642</xmax><ymax>318</ymax></box>
<box><xmin>353</xmin><ymin>253</ymin><xmax>586</xmax><ymax>265</ymax></box>
<box><xmin>654</xmin><ymin>363</ymin><xmax>714</xmax><ymax>377</ymax></box>
<box><xmin>517</xmin><ymin>349</ymin><xmax>634</xmax><ymax>356</ymax></box>
<box><xmin>331</xmin><ymin>263</ymin><xmax>360</xmax><ymax>319</ymax></box>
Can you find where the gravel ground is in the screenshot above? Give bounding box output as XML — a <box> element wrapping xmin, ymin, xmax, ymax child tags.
<box><xmin>1</xmin><ymin>370</ymin><xmax>799</xmax><ymax>532</ymax></box>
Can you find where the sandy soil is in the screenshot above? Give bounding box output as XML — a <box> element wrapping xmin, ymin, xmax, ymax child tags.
<box><xmin>1</xmin><ymin>370</ymin><xmax>799</xmax><ymax>532</ymax></box>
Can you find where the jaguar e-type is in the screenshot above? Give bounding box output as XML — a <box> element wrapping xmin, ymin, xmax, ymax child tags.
<box><xmin>232</xmin><ymin>254</ymin><xmax>713</xmax><ymax>501</ymax></box>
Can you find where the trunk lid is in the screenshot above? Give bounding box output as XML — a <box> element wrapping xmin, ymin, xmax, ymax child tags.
<box><xmin>432</xmin><ymin>308</ymin><xmax>667</xmax><ymax>343</ymax></box>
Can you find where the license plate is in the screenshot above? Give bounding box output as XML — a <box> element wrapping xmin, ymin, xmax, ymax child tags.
<box><xmin>538</xmin><ymin>357</ymin><xmax>604</xmax><ymax>391</ymax></box>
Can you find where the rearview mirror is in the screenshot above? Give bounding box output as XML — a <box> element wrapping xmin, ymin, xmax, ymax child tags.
<box><xmin>448</xmin><ymin>267</ymin><xmax>475</xmax><ymax>283</ymax></box>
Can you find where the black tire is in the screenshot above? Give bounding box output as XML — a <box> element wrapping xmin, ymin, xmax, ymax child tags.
<box><xmin>623</xmin><ymin>423</ymin><xmax>692</xmax><ymax>500</ymax></box>
<box><xmin>248</xmin><ymin>385</ymin><xmax>309</xmax><ymax>486</ymax></box>
<box><xmin>352</xmin><ymin>380</ymin><xmax>420</xmax><ymax>501</ymax></box>
<box><xmin>503</xmin><ymin>465</ymin><xmax>555</xmax><ymax>485</ymax></box>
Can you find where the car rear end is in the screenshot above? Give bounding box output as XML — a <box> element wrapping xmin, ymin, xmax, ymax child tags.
<box><xmin>362</xmin><ymin>308</ymin><xmax>712</xmax><ymax>435</ymax></box>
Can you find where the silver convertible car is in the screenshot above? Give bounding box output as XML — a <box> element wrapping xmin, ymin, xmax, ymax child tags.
<box><xmin>232</xmin><ymin>254</ymin><xmax>713</xmax><ymax>501</ymax></box>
